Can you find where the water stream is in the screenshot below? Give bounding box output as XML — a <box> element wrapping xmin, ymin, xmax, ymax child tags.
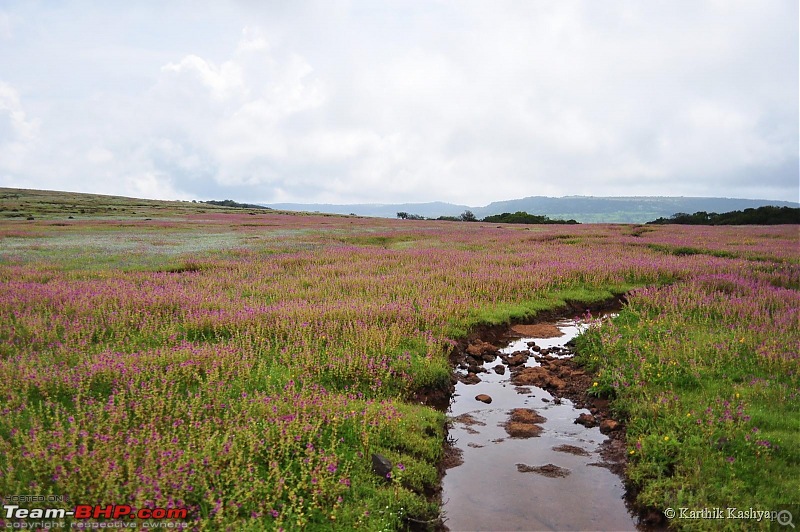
<box><xmin>441</xmin><ymin>317</ymin><xmax>638</xmax><ymax>531</ymax></box>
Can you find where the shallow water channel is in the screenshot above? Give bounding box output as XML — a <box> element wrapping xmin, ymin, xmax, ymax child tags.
<box><xmin>441</xmin><ymin>316</ymin><xmax>638</xmax><ymax>531</ymax></box>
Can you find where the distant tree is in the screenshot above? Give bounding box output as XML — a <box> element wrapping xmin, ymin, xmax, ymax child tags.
<box><xmin>482</xmin><ymin>211</ymin><xmax>578</xmax><ymax>225</ymax></box>
<box><xmin>460</xmin><ymin>210</ymin><xmax>477</xmax><ymax>222</ymax></box>
<box><xmin>397</xmin><ymin>212</ymin><xmax>409</xmax><ymax>219</ymax></box>
<box><xmin>202</xmin><ymin>199</ymin><xmax>271</xmax><ymax>210</ymax></box>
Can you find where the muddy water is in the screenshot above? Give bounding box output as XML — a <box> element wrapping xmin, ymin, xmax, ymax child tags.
<box><xmin>442</xmin><ymin>318</ymin><xmax>637</xmax><ymax>532</ymax></box>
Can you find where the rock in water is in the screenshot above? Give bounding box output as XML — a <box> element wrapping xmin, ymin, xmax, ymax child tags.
<box><xmin>575</xmin><ymin>413</ymin><xmax>597</xmax><ymax>428</ymax></box>
<box><xmin>371</xmin><ymin>453</ymin><xmax>392</xmax><ymax>479</ymax></box>
<box><xmin>475</xmin><ymin>394</ymin><xmax>493</xmax><ymax>404</ymax></box>
<box><xmin>599</xmin><ymin>419</ymin><xmax>620</xmax><ymax>434</ymax></box>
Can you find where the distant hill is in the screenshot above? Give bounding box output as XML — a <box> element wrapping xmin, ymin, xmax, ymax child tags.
<box><xmin>265</xmin><ymin>196</ymin><xmax>800</xmax><ymax>224</ymax></box>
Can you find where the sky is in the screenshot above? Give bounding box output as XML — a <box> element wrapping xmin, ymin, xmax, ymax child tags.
<box><xmin>0</xmin><ymin>1</ymin><xmax>797</xmax><ymax>206</ymax></box>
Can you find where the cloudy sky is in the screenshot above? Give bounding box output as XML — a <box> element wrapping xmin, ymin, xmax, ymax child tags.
<box><xmin>0</xmin><ymin>1</ymin><xmax>797</xmax><ymax>205</ymax></box>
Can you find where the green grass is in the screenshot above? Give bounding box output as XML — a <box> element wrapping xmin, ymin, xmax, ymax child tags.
<box><xmin>574</xmin><ymin>278</ymin><xmax>800</xmax><ymax>529</ymax></box>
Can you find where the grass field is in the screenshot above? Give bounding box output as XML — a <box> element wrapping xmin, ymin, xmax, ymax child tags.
<box><xmin>1</xmin><ymin>188</ymin><xmax>797</xmax><ymax>530</ymax></box>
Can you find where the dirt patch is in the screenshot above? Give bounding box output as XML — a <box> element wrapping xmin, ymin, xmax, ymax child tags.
<box><xmin>510</xmin><ymin>323</ymin><xmax>564</xmax><ymax>338</ymax></box>
<box><xmin>509</xmin><ymin>408</ymin><xmax>546</xmax><ymax>424</ymax></box>
<box><xmin>504</xmin><ymin>421</ymin><xmax>544</xmax><ymax>438</ymax></box>
<box><xmin>552</xmin><ymin>444</ymin><xmax>591</xmax><ymax>456</ymax></box>
<box><xmin>511</xmin><ymin>365</ymin><xmax>566</xmax><ymax>390</ymax></box>
<box><xmin>503</xmin><ymin>408</ymin><xmax>546</xmax><ymax>438</ymax></box>
<box><xmin>441</xmin><ymin>441</ymin><xmax>464</xmax><ymax>470</ymax></box>
<box><xmin>451</xmin><ymin>413</ymin><xmax>485</xmax><ymax>427</ymax></box>
<box><xmin>516</xmin><ymin>463</ymin><xmax>570</xmax><ymax>477</ymax></box>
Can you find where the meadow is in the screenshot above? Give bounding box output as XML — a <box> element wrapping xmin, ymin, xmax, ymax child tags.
<box><xmin>0</xmin><ymin>189</ymin><xmax>797</xmax><ymax>530</ymax></box>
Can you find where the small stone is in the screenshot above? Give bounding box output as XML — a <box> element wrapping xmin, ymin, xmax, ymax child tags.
<box><xmin>475</xmin><ymin>394</ymin><xmax>492</xmax><ymax>404</ymax></box>
<box><xmin>371</xmin><ymin>453</ymin><xmax>392</xmax><ymax>479</ymax></box>
<box><xmin>462</xmin><ymin>372</ymin><xmax>481</xmax><ymax>385</ymax></box>
<box><xmin>493</xmin><ymin>364</ymin><xmax>506</xmax><ymax>375</ymax></box>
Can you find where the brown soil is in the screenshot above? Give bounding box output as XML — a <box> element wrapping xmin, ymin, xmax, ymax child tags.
<box><xmin>503</xmin><ymin>408</ymin><xmax>547</xmax><ymax>438</ymax></box>
<box><xmin>441</xmin><ymin>441</ymin><xmax>464</xmax><ymax>470</ymax></box>
<box><xmin>516</xmin><ymin>463</ymin><xmax>571</xmax><ymax>477</ymax></box>
<box><xmin>504</xmin><ymin>421</ymin><xmax>544</xmax><ymax>438</ymax></box>
<box><xmin>451</xmin><ymin>413</ymin><xmax>485</xmax><ymax>434</ymax></box>
<box><xmin>451</xmin><ymin>413</ymin><xmax>485</xmax><ymax>427</ymax></box>
<box><xmin>510</xmin><ymin>323</ymin><xmax>564</xmax><ymax>338</ymax></box>
<box><xmin>509</xmin><ymin>408</ymin><xmax>546</xmax><ymax>424</ymax></box>
<box><xmin>553</xmin><ymin>444</ymin><xmax>591</xmax><ymax>456</ymax></box>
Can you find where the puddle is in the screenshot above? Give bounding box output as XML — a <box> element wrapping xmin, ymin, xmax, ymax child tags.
<box><xmin>442</xmin><ymin>316</ymin><xmax>639</xmax><ymax>531</ymax></box>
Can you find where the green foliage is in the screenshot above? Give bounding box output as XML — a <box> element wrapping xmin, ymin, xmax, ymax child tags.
<box><xmin>482</xmin><ymin>211</ymin><xmax>579</xmax><ymax>224</ymax></box>
<box><xmin>648</xmin><ymin>206</ymin><xmax>800</xmax><ymax>225</ymax></box>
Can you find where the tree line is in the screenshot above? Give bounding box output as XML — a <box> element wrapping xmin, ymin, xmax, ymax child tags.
<box><xmin>397</xmin><ymin>210</ymin><xmax>579</xmax><ymax>224</ymax></box>
<box><xmin>646</xmin><ymin>206</ymin><xmax>799</xmax><ymax>225</ymax></box>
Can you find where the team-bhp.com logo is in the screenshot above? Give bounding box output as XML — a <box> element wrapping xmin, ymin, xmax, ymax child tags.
<box><xmin>4</xmin><ymin>504</ymin><xmax>188</xmax><ymax>520</ymax></box>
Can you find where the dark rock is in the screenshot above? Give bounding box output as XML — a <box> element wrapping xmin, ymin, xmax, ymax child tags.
<box><xmin>493</xmin><ymin>364</ymin><xmax>506</xmax><ymax>375</ymax></box>
<box><xmin>481</xmin><ymin>353</ymin><xmax>497</xmax><ymax>362</ymax></box>
<box><xmin>531</xmin><ymin>345</ymin><xmax>541</xmax><ymax>352</ymax></box>
<box><xmin>540</xmin><ymin>348</ymin><xmax>550</xmax><ymax>355</ymax></box>
<box><xmin>371</xmin><ymin>453</ymin><xmax>392</xmax><ymax>479</ymax></box>
<box><xmin>462</xmin><ymin>372</ymin><xmax>481</xmax><ymax>385</ymax></box>
<box><xmin>506</xmin><ymin>352</ymin><xmax>528</xmax><ymax>366</ymax></box>
<box><xmin>527</xmin><ymin>341</ymin><xmax>537</xmax><ymax>348</ymax></box>
<box><xmin>475</xmin><ymin>394</ymin><xmax>492</xmax><ymax>404</ymax></box>
<box><xmin>575</xmin><ymin>413</ymin><xmax>597</xmax><ymax>428</ymax></box>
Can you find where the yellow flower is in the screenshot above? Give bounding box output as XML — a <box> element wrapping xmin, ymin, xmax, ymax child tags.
<box><xmin>592</xmin><ymin>382</ymin><xmax>598</xmax><ymax>387</ymax></box>
<box><xmin>664</xmin><ymin>436</ymin><xmax>670</xmax><ymax>442</ymax></box>
<box><xmin>629</xmin><ymin>450</ymin><xmax>635</xmax><ymax>455</ymax></box>
<box><xmin>686</xmin><ymin>413</ymin><xmax>692</xmax><ymax>417</ymax></box>
<box><xmin>735</xmin><ymin>393</ymin><xmax>740</xmax><ymax>399</ymax></box>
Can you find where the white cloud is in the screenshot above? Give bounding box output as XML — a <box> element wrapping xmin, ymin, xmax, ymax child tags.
<box><xmin>0</xmin><ymin>1</ymin><xmax>796</xmax><ymax>204</ymax></box>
